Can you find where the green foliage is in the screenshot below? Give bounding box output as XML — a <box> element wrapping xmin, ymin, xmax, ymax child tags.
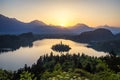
<box><xmin>92</xmin><ymin>71</ymin><xmax>120</xmax><ymax>80</ymax></box>
<box><xmin>74</xmin><ymin>69</ymin><xmax>93</xmax><ymax>79</ymax></box>
<box><xmin>1</xmin><ymin>51</ymin><xmax>120</xmax><ymax>80</ymax></box>
<box><xmin>19</xmin><ymin>71</ymin><xmax>37</xmax><ymax>80</ymax></box>
<box><xmin>96</xmin><ymin>59</ymin><xmax>108</xmax><ymax>72</ymax></box>
<box><xmin>54</xmin><ymin>63</ymin><xmax>62</xmax><ymax>71</ymax></box>
<box><xmin>0</xmin><ymin>69</ymin><xmax>12</xmax><ymax>80</ymax></box>
<box><xmin>41</xmin><ymin>70</ymin><xmax>89</xmax><ymax>80</ymax></box>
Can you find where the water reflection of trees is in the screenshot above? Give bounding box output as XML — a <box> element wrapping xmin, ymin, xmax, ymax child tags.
<box><xmin>0</xmin><ymin>43</ymin><xmax>33</xmax><ymax>53</ymax></box>
<box><xmin>0</xmin><ymin>32</ymin><xmax>36</xmax><ymax>53</ymax></box>
<box><xmin>51</xmin><ymin>41</ymin><xmax>71</xmax><ymax>53</ymax></box>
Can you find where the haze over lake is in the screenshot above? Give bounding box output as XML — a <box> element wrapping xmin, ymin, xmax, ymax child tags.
<box><xmin>0</xmin><ymin>39</ymin><xmax>107</xmax><ymax>70</ymax></box>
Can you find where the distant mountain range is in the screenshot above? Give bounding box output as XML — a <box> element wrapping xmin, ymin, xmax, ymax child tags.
<box><xmin>0</xmin><ymin>14</ymin><xmax>69</xmax><ymax>34</ymax></box>
<box><xmin>68</xmin><ymin>23</ymin><xmax>93</xmax><ymax>34</ymax></box>
<box><xmin>0</xmin><ymin>14</ymin><xmax>120</xmax><ymax>34</ymax></box>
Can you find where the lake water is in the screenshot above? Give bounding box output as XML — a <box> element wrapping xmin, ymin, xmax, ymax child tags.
<box><xmin>0</xmin><ymin>39</ymin><xmax>107</xmax><ymax>71</ymax></box>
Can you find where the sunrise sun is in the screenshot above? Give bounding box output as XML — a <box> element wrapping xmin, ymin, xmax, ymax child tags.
<box><xmin>49</xmin><ymin>9</ymin><xmax>76</xmax><ymax>27</ymax></box>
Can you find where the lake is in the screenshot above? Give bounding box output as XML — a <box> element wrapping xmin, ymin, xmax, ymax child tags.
<box><xmin>0</xmin><ymin>39</ymin><xmax>107</xmax><ymax>70</ymax></box>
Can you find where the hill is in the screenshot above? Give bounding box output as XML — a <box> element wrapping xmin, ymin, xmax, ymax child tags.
<box><xmin>98</xmin><ymin>25</ymin><xmax>120</xmax><ymax>34</ymax></box>
<box><xmin>74</xmin><ymin>28</ymin><xmax>114</xmax><ymax>43</ymax></box>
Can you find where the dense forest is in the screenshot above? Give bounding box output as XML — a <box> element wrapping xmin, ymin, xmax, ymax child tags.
<box><xmin>0</xmin><ymin>50</ymin><xmax>120</xmax><ymax>80</ymax></box>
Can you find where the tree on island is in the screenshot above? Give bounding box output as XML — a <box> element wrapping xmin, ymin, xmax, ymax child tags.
<box><xmin>51</xmin><ymin>41</ymin><xmax>71</xmax><ymax>53</ymax></box>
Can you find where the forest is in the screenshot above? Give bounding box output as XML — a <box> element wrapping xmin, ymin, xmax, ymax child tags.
<box><xmin>0</xmin><ymin>50</ymin><xmax>120</xmax><ymax>80</ymax></box>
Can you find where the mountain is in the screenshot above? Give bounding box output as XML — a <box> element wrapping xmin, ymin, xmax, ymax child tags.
<box><xmin>68</xmin><ymin>23</ymin><xmax>94</xmax><ymax>34</ymax></box>
<box><xmin>29</xmin><ymin>20</ymin><xmax>47</xmax><ymax>26</ymax></box>
<box><xmin>0</xmin><ymin>14</ymin><xmax>28</xmax><ymax>34</ymax></box>
<box><xmin>98</xmin><ymin>25</ymin><xmax>120</xmax><ymax>34</ymax></box>
<box><xmin>0</xmin><ymin>14</ymin><xmax>120</xmax><ymax>35</ymax></box>
<box><xmin>0</xmin><ymin>14</ymin><xmax>72</xmax><ymax>34</ymax></box>
<box><xmin>115</xmin><ymin>33</ymin><xmax>120</xmax><ymax>39</ymax></box>
<box><xmin>75</xmin><ymin>28</ymin><xmax>114</xmax><ymax>42</ymax></box>
<box><xmin>0</xmin><ymin>14</ymin><xmax>106</xmax><ymax>35</ymax></box>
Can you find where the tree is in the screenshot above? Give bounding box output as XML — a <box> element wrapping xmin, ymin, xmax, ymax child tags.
<box><xmin>54</xmin><ymin>63</ymin><xmax>62</xmax><ymax>71</ymax></box>
<box><xmin>0</xmin><ymin>69</ymin><xmax>13</xmax><ymax>80</ymax></box>
<box><xmin>51</xmin><ymin>41</ymin><xmax>71</xmax><ymax>53</ymax></box>
<box><xmin>20</xmin><ymin>71</ymin><xmax>37</xmax><ymax>80</ymax></box>
<box><xmin>109</xmin><ymin>50</ymin><xmax>116</xmax><ymax>58</ymax></box>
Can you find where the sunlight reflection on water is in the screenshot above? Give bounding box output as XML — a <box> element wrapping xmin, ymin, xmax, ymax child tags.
<box><xmin>0</xmin><ymin>39</ymin><xmax>107</xmax><ymax>70</ymax></box>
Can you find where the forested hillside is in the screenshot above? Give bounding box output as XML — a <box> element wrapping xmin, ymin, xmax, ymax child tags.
<box><xmin>0</xmin><ymin>51</ymin><xmax>120</xmax><ymax>80</ymax></box>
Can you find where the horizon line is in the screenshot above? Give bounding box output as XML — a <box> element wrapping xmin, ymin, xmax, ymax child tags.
<box><xmin>0</xmin><ymin>13</ymin><xmax>120</xmax><ymax>28</ymax></box>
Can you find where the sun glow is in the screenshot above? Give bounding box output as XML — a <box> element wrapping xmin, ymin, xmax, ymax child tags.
<box><xmin>46</xmin><ymin>9</ymin><xmax>77</xmax><ymax>27</ymax></box>
<box><xmin>60</xmin><ymin>24</ymin><xmax>65</xmax><ymax>27</ymax></box>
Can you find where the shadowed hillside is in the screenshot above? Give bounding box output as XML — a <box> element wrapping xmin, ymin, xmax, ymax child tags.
<box><xmin>72</xmin><ymin>28</ymin><xmax>114</xmax><ymax>43</ymax></box>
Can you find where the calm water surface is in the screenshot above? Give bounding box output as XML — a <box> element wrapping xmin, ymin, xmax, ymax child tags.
<box><xmin>0</xmin><ymin>39</ymin><xmax>107</xmax><ymax>70</ymax></box>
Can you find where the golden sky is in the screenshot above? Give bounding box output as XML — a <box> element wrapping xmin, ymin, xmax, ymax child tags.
<box><xmin>0</xmin><ymin>0</ymin><xmax>120</xmax><ymax>27</ymax></box>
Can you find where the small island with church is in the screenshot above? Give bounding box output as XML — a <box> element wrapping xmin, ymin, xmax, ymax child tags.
<box><xmin>51</xmin><ymin>41</ymin><xmax>71</xmax><ymax>53</ymax></box>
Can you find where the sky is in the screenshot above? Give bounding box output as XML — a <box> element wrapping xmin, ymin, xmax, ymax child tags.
<box><xmin>0</xmin><ymin>0</ymin><xmax>120</xmax><ymax>27</ymax></box>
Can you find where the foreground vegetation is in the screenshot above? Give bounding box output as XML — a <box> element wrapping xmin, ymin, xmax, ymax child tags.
<box><xmin>0</xmin><ymin>51</ymin><xmax>120</xmax><ymax>80</ymax></box>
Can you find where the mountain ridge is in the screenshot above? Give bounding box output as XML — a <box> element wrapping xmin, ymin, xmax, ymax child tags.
<box><xmin>0</xmin><ymin>14</ymin><xmax>120</xmax><ymax>34</ymax></box>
